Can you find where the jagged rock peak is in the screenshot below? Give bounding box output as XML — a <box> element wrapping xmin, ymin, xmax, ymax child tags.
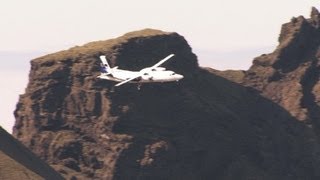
<box><xmin>310</xmin><ymin>7</ymin><xmax>320</xmax><ymax>28</ymax></box>
<box><xmin>277</xmin><ymin>7</ymin><xmax>320</xmax><ymax>48</ymax></box>
<box><xmin>244</xmin><ymin>6</ymin><xmax>320</xmax><ymax>123</ymax></box>
<box><xmin>311</xmin><ymin>7</ymin><xmax>320</xmax><ymax>19</ymax></box>
<box><xmin>247</xmin><ymin>7</ymin><xmax>320</xmax><ymax>74</ymax></box>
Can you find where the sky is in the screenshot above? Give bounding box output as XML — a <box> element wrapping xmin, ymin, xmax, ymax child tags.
<box><xmin>0</xmin><ymin>0</ymin><xmax>319</xmax><ymax>133</ymax></box>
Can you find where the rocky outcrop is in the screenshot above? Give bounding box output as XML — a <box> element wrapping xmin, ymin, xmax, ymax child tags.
<box><xmin>244</xmin><ymin>7</ymin><xmax>320</xmax><ymax>134</ymax></box>
<box><xmin>13</xmin><ymin>27</ymin><xmax>320</xmax><ymax>180</ymax></box>
<box><xmin>0</xmin><ymin>127</ymin><xmax>63</xmax><ymax>179</ymax></box>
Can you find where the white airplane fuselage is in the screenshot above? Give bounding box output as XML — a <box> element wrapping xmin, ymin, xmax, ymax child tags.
<box><xmin>97</xmin><ymin>54</ymin><xmax>184</xmax><ymax>87</ymax></box>
<box><xmin>98</xmin><ymin>68</ymin><xmax>184</xmax><ymax>83</ymax></box>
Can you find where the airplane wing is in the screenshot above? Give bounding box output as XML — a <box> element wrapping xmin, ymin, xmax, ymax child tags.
<box><xmin>115</xmin><ymin>75</ymin><xmax>142</xmax><ymax>87</ymax></box>
<box><xmin>151</xmin><ymin>54</ymin><xmax>175</xmax><ymax>68</ymax></box>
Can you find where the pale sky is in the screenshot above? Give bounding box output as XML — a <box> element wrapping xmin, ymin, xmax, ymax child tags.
<box><xmin>0</xmin><ymin>0</ymin><xmax>319</xmax><ymax>133</ymax></box>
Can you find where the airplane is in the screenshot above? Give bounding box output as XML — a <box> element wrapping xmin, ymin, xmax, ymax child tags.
<box><xmin>97</xmin><ymin>54</ymin><xmax>184</xmax><ymax>88</ymax></box>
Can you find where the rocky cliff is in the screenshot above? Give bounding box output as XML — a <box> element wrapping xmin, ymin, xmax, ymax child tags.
<box><xmin>12</xmin><ymin>11</ymin><xmax>320</xmax><ymax>180</ymax></box>
<box><xmin>244</xmin><ymin>7</ymin><xmax>320</xmax><ymax>133</ymax></box>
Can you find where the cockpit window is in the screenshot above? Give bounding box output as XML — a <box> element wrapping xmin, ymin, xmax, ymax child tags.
<box><xmin>171</xmin><ymin>73</ymin><xmax>176</xmax><ymax>75</ymax></box>
<box><xmin>144</xmin><ymin>73</ymin><xmax>149</xmax><ymax>75</ymax></box>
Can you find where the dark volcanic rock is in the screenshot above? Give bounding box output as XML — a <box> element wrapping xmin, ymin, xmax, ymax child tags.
<box><xmin>244</xmin><ymin>7</ymin><xmax>320</xmax><ymax>130</ymax></box>
<box><xmin>13</xmin><ymin>28</ymin><xmax>320</xmax><ymax>180</ymax></box>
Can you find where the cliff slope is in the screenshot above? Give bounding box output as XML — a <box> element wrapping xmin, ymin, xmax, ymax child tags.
<box><xmin>0</xmin><ymin>127</ymin><xmax>63</xmax><ymax>179</ymax></box>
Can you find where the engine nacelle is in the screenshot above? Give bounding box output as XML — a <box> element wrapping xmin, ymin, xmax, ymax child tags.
<box><xmin>140</xmin><ymin>67</ymin><xmax>166</xmax><ymax>73</ymax></box>
<box><xmin>140</xmin><ymin>67</ymin><xmax>166</xmax><ymax>75</ymax></box>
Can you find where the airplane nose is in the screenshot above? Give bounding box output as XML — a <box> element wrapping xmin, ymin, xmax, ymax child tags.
<box><xmin>177</xmin><ymin>74</ymin><xmax>184</xmax><ymax>79</ymax></box>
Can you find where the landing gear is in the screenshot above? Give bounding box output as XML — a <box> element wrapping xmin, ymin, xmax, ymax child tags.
<box><xmin>137</xmin><ymin>84</ymin><xmax>142</xmax><ymax>90</ymax></box>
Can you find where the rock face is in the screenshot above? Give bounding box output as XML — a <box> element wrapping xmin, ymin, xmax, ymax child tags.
<box><xmin>244</xmin><ymin>7</ymin><xmax>320</xmax><ymax>132</ymax></box>
<box><xmin>13</xmin><ymin>27</ymin><xmax>320</xmax><ymax>179</ymax></box>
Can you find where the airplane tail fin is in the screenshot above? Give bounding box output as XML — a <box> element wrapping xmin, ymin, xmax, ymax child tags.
<box><xmin>99</xmin><ymin>55</ymin><xmax>113</xmax><ymax>75</ymax></box>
